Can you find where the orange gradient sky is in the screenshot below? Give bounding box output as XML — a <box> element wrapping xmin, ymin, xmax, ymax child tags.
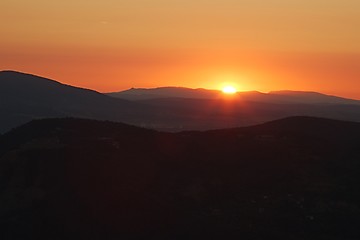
<box><xmin>1</xmin><ymin>0</ymin><xmax>360</xmax><ymax>98</ymax></box>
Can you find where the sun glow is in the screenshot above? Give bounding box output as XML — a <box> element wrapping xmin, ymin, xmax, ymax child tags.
<box><xmin>222</xmin><ymin>85</ymin><xmax>237</xmax><ymax>94</ymax></box>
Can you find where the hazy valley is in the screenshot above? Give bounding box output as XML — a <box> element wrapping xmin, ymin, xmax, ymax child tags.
<box><xmin>2</xmin><ymin>70</ymin><xmax>360</xmax><ymax>133</ymax></box>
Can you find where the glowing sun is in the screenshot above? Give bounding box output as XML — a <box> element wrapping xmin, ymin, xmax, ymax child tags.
<box><xmin>222</xmin><ymin>85</ymin><xmax>237</xmax><ymax>94</ymax></box>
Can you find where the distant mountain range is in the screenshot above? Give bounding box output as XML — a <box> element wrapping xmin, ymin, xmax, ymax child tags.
<box><xmin>1</xmin><ymin>70</ymin><xmax>360</xmax><ymax>133</ymax></box>
<box><xmin>1</xmin><ymin>116</ymin><xmax>360</xmax><ymax>239</ymax></box>
<box><xmin>107</xmin><ymin>87</ymin><xmax>360</xmax><ymax>105</ymax></box>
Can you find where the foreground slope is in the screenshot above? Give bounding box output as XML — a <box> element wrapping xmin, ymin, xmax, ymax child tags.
<box><xmin>0</xmin><ymin>117</ymin><xmax>360</xmax><ymax>239</ymax></box>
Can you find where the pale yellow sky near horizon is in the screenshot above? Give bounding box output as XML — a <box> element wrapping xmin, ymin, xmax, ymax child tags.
<box><xmin>1</xmin><ymin>0</ymin><xmax>360</xmax><ymax>98</ymax></box>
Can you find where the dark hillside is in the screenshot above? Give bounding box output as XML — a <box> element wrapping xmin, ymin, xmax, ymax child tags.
<box><xmin>0</xmin><ymin>117</ymin><xmax>360</xmax><ymax>239</ymax></box>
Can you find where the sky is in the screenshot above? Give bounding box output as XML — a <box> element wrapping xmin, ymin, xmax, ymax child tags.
<box><xmin>1</xmin><ymin>0</ymin><xmax>360</xmax><ymax>98</ymax></box>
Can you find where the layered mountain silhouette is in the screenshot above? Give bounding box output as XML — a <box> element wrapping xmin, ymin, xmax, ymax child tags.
<box><xmin>1</xmin><ymin>117</ymin><xmax>359</xmax><ymax>239</ymax></box>
<box><xmin>2</xmin><ymin>70</ymin><xmax>360</xmax><ymax>134</ymax></box>
<box><xmin>2</xmin><ymin>70</ymin><xmax>360</xmax><ymax>239</ymax></box>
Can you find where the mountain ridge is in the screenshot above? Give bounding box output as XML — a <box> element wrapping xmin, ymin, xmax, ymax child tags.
<box><xmin>107</xmin><ymin>86</ymin><xmax>360</xmax><ymax>105</ymax></box>
<box><xmin>2</xmin><ymin>70</ymin><xmax>360</xmax><ymax>134</ymax></box>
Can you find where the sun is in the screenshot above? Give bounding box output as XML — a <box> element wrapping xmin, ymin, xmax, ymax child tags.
<box><xmin>222</xmin><ymin>85</ymin><xmax>237</xmax><ymax>94</ymax></box>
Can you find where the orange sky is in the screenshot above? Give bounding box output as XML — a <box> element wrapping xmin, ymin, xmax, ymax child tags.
<box><xmin>1</xmin><ymin>0</ymin><xmax>360</xmax><ymax>99</ymax></box>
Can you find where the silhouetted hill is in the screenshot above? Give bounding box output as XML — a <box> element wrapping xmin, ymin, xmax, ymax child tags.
<box><xmin>1</xmin><ymin>117</ymin><xmax>360</xmax><ymax>239</ymax></box>
<box><xmin>0</xmin><ymin>71</ymin><xmax>156</xmax><ymax>133</ymax></box>
<box><xmin>220</xmin><ymin>116</ymin><xmax>360</xmax><ymax>139</ymax></box>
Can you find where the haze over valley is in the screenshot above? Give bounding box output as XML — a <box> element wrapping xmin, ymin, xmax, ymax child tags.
<box><xmin>2</xmin><ymin>70</ymin><xmax>360</xmax><ymax>134</ymax></box>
